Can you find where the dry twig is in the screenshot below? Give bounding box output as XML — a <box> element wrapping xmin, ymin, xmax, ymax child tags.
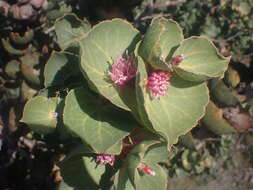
<box><xmin>153</xmin><ymin>0</ymin><xmax>187</xmax><ymax>9</ymax></box>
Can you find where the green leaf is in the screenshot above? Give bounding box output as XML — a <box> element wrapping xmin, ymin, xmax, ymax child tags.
<box><xmin>60</xmin><ymin>156</ymin><xmax>105</xmax><ymax>190</ymax></box>
<box><xmin>57</xmin><ymin>181</ymin><xmax>74</xmax><ymax>190</ymax></box>
<box><xmin>201</xmin><ymin>101</ymin><xmax>236</xmax><ymax>135</ymax></box>
<box><xmin>47</xmin><ymin>4</ymin><xmax>72</xmax><ymax>20</ymax></box>
<box><xmin>138</xmin><ymin>17</ymin><xmax>183</xmax><ymax>70</ymax></box>
<box><xmin>44</xmin><ymin>48</ymin><xmax>80</xmax><ymax>87</ymax></box>
<box><xmin>233</xmin><ymin>1</ymin><xmax>252</xmax><ymax>15</ymax></box>
<box><xmin>1</xmin><ymin>38</ymin><xmax>26</xmax><ymax>55</ymax></box>
<box><xmin>55</xmin><ymin>13</ymin><xmax>91</xmax><ymax>49</ymax></box>
<box><xmin>136</xmin><ymin>56</ymin><xmax>209</xmax><ymax>148</ymax></box>
<box><xmin>178</xmin><ymin>132</ymin><xmax>197</xmax><ymax>150</ymax></box>
<box><xmin>121</xmin><ymin>138</ymin><xmax>169</xmax><ymax>189</ymax></box>
<box><xmin>126</xmin><ymin>154</ymin><xmax>141</xmax><ymax>186</ymax></box>
<box><xmin>224</xmin><ymin>66</ymin><xmax>240</xmax><ymax>88</ymax></box>
<box><xmin>64</xmin><ymin>144</ymin><xmax>93</xmax><ymax>161</ymax></box>
<box><xmin>143</xmin><ymin>143</ymin><xmax>172</xmax><ymax>163</ymax></box>
<box><xmin>174</xmin><ymin>37</ymin><xmax>229</xmax><ymax>82</ymax></box>
<box><xmin>63</xmin><ymin>88</ymin><xmax>136</xmax><ymax>153</ymax></box>
<box><xmin>20</xmin><ymin>53</ymin><xmax>41</xmax><ymax>87</ymax></box>
<box><xmin>10</xmin><ymin>29</ymin><xmax>34</xmax><ymax>45</ymax></box>
<box><xmin>114</xmin><ymin>165</ymin><xmax>135</xmax><ymax>190</ymax></box>
<box><xmin>79</xmin><ymin>18</ymin><xmax>141</xmax><ymax>111</ymax></box>
<box><xmin>116</xmin><ymin>162</ymin><xmax>167</xmax><ymax>190</ymax></box>
<box><xmin>175</xmin><ymin>168</ymin><xmax>189</xmax><ymax>177</ymax></box>
<box><xmin>21</xmin><ymin>96</ymin><xmax>58</xmax><ymax>134</ymax></box>
<box><xmin>5</xmin><ymin>60</ymin><xmax>20</xmax><ymax>80</ymax></box>
<box><xmin>126</xmin><ymin>138</ymin><xmax>163</xmax><ymax>186</ymax></box>
<box><xmin>181</xmin><ymin>149</ymin><xmax>192</xmax><ymax>171</ymax></box>
<box><xmin>130</xmin><ymin>139</ymin><xmax>159</xmax><ymax>156</ymax></box>
<box><xmin>209</xmin><ymin>79</ymin><xmax>239</xmax><ymax>106</ymax></box>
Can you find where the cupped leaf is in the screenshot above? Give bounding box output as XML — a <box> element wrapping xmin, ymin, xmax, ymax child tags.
<box><xmin>21</xmin><ymin>81</ymin><xmax>37</xmax><ymax>102</ymax></box>
<box><xmin>114</xmin><ymin>164</ymin><xmax>135</xmax><ymax>190</ymax></box>
<box><xmin>57</xmin><ymin>181</ymin><xmax>74</xmax><ymax>190</ymax></box>
<box><xmin>142</xmin><ymin>143</ymin><xmax>173</xmax><ymax>163</ymax></box>
<box><xmin>44</xmin><ymin>48</ymin><xmax>80</xmax><ymax>87</ymax></box>
<box><xmin>116</xmin><ymin>136</ymin><xmax>170</xmax><ymax>189</ymax></box>
<box><xmin>224</xmin><ymin>66</ymin><xmax>240</xmax><ymax>88</ymax></box>
<box><xmin>10</xmin><ymin>29</ymin><xmax>34</xmax><ymax>45</ymax></box>
<box><xmin>173</xmin><ymin>36</ymin><xmax>229</xmax><ymax>82</ymax></box>
<box><xmin>47</xmin><ymin>4</ymin><xmax>72</xmax><ymax>20</ymax></box>
<box><xmin>136</xmin><ymin>56</ymin><xmax>209</xmax><ymax>148</ymax></box>
<box><xmin>201</xmin><ymin>101</ymin><xmax>236</xmax><ymax>135</ymax></box>
<box><xmin>4</xmin><ymin>60</ymin><xmax>20</xmax><ymax>79</ymax></box>
<box><xmin>59</xmin><ymin>156</ymin><xmax>105</xmax><ymax>190</ymax></box>
<box><xmin>125</xmin><ymin>154</ymin><xmax>168</xmax><ymax>190</ymax></box>
<box><xmin>115</xmin><ymin>162</ymin><xmax>167</xmax><ymax>190</ymax></box>
<box><xmin>209</xmin><ymin>79</ymin><xmax>239</xmax><ymax>106</ymax></box>
<box><xmin>21</xmin><ymin>96</ymin><xmax>58</xmax><ymax>134</ymax></box>
<box><xmin>181</xmin><ymin>149</ymin><xmax>192</xmax><ymax>171</ymax></box>
<box><xmin>127</xmin><ymin>154</ymin><xmax>141</xmax><ymax>186</ymax></box>
<box><xmin>138</xmin><ymin>17</ymin><xmax>183</xmax><ymax>70</ymax></box>
<box><xmin>63</xmin><ymin>88</ymin><xmax>137</xmax><ymax>154</ymax></box>
<box><xmin>126</xmin><ymin>138</ymin><xmax>165</xmax><ymax>186</ymax></box>
<box><xmin>20</xmin><ymin>53</ymin><xmax>41</xmax><ymax>87</ymax></box>
<box><xmin>79</xmin><ymin>18</ymin><xmax>141</xmax><ymax>111</ymax></box>
<box><xmin>1</xmin><ymin>38</ymin><xmax>26</xmax><ymax>55</ymax></box>
<box><xmin>178</xmin><ymin>132</ymin><xmax>197</xmax><ymax>150</ymax></box>
<box><xmin>55</xmin><ymin>13</ymin><xmax>91</xmax><ymax>50</ymax></box>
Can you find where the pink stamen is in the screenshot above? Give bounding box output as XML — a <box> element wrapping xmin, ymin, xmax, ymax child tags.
<box><xmin>146</xmin><ymin>71</ymin><xmax>171</xmax><ymax>99</ymax></box>
<box><xmin>108</xmin><ymin>56</ymin><xmax>136</xmax><ymax>86</ymax></box>
<box><xmin>96</xmin><ymin>154</ymin><xmax>115</xmax><ymax>166</ymax></box>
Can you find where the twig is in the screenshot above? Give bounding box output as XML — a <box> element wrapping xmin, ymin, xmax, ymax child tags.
<box><xmin>44</xmin><ymin>26</ymin><xmax>55</xmax><ymax>34</ymax></box>
<box><xmin>140</xmin><ymin>13</ymin><xmax>171</xmax><ymax>21</ymax></box>
<box><xmin>212</xmin><ymin>31</ymin><xmax>242</xmax><ymax>43</ymax></box>
<box><xmin>134</xmin><ymin>0</ymin><xmax>186</xmax><ymax>25</ymax></box>
<box><xmin>134</xmin><ymin>0</ymin><xmax>155</xmax><ymax>23</ymax></box>
<box><xmin>153</xmin><ymin>0</ymin><xmax>187</xmax><ymax>9</ymax></box>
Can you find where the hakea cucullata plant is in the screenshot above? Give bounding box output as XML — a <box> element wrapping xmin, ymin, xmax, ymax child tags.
<box><xmin>21</xmin><ymin>15</ymin><xmax>229</xmax><ymax>189</ymax></box>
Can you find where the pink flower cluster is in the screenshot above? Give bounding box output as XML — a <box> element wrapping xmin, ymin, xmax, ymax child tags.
<box><xmin>146</xmin><ymin>71</ymin><xmax>171</xmax><ymax>99</ymax></box>
<box><xmin>108</xmin><ymin>56</ymin><xmax>136</xmax><ymax>86</ymax></box>
<box><xmin>96</xmin><ymin>154</ymin><xmax>115</xmax><ymax>166</ymax></box>
<box><xmin>137</xmin><ymin>162</ymin><xmax>156</xmax><ymax>176</ymax></box>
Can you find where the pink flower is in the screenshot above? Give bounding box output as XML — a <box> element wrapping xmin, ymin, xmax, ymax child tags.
<box><xmin>170</xmin><ymin>54</ymin><xmax>184</xmax><ymax>66</ymax></box>
<box><xmin>96</xmin><ymin>154</ymin><xmax>115</xmax><ymax>166</ymax></box>
<box><xmin>137</xmin><ymin>163</ymin><xmax>156</xmax><ymax>176</ymax></box>
<box><xmin>108</xmin><ymin>56</ymin><xmax>136</xmax><ymax>86</ymax></box>
<box><xmin>146</xmin><ymin>71</ymin><xmax>171</xmax><ymax>99</ymax></box>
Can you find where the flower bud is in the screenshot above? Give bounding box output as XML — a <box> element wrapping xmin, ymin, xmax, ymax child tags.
<box><xmin>171</xmin><ymin>54</ymin><xmax>184</xmax><ymax>66</ymax></box>
<box><xmin>137</xmin><ymin>163</ymin><xmax>155</xmax><ymax>176</ymax></box>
